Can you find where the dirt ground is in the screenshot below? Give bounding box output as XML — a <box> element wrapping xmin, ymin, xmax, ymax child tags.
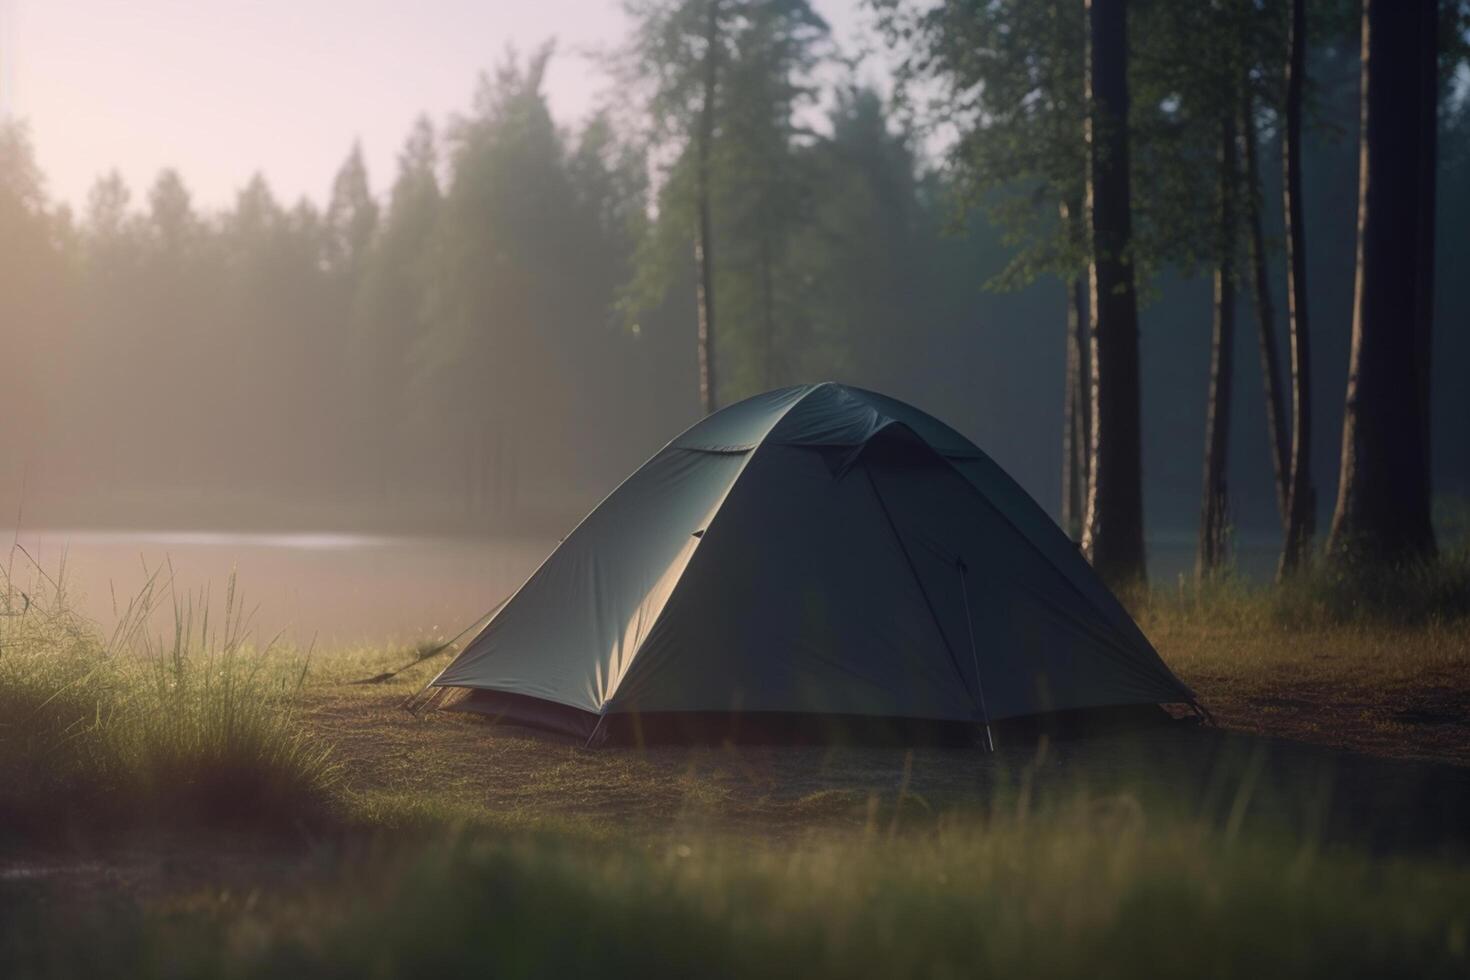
<box><xmin>1146</xmin><ymin>617</ymin><xmax>1470</xmax><ymax>769</ymax></box>
<box><xmin>6</xmin><ymin>631</ymin><xmax>1469</xmax><ymax>925</ymax></box>
<box><xmin>298</xmin><ymin>676</ymin><xmax>1470</xmax><ymax>855</ymax></box>
<box><xmin>10</xmin><ymin>681</ymin><xmax>1465</xmax><ymax>929</ymax></box>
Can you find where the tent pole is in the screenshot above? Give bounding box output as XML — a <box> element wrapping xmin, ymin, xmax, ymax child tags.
<box><xmin>957</xmin><ymin>559</ymin><xmax>995</xmax><ymax>753</ymax></box>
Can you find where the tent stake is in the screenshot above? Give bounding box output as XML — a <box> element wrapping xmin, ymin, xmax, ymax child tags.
<box><xmin>584</xmin><ymin>713</ymin><xmax>608</xmax><ymax>749</ymax></box>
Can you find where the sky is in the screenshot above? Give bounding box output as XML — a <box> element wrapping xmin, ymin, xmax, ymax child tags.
<box><xmin>0</xmin><ymin>0</ymin><xmax>880</xmax><ymax>213</ymax></box>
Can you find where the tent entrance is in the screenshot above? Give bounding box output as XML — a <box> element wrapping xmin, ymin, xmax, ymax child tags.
<box><xmin>855</xmin><ymin>454</ymin><xmax>994</xmax><ymax>745</ymax></box>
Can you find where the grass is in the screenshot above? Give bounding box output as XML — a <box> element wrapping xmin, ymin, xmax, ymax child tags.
<box><xmin>6</xmin><ymin>787</ymin><xmax>1469</xmax><ymax>978</ymax></box>
<box><xmin>0</xmin><ymin>551</ymin><xmax>338</xmax><ymax>844</ymax></box>
<box><xmin>3</xmin><ymin>549</ymin><xmax>1470</xmax><ymax>978</ymax></box>
<box><xmin>156</xmin><ymin>819</ymin><xmax>1470</xmax><ymax>978</ymax></box>
<box><xmin>1130</xmin><ymin>539</ymin><xmax>1470</xmax><ymax>766</ymax></box>
<box><xmin>1145</xmin><ymin>542</ymin><xmax>1470</xmax><ymax>629</ymax></box>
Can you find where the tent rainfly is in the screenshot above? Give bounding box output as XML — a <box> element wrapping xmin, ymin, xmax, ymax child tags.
<box><xmin>430</xmin><ymin>383</ymin><xmax>1196</xmax><ymax>744</ymax></box>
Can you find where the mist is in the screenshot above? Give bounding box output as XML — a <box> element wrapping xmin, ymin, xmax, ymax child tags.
<box><xmin>1</xmin><ymin>24</ymin><xmax>1468</xmax><ymax>597</ymax></box>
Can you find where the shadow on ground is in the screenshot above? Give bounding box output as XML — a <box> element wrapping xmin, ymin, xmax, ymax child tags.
<box><xmin>313</xmin><ymin>689</ymin><xmax>1470</xmax><ymax>856</ymax></box>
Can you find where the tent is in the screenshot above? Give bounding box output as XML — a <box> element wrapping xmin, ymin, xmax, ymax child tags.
<box><xmin>430</xmin><ymin>382</ymin><xmax>1194</xmax><ymax>744</ymax></box>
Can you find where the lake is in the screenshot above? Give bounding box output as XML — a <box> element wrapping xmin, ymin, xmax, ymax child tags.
<box><xmin>4</xmin><ymin>528</ymin><xmax>555</xmax><ymax>649</ymax></box>
<box><xmin>4</xmin><ymin>526</ymin><xmax>1282</xmax><ymax>648</ymax></box>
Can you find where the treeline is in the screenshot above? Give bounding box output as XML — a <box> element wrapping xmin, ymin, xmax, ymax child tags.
<box><xmin>1</xmin><ymin>56</ymin><xmax>681</xmax><ymax>530</ymax></box>
<box><xmin>885</xmin><ymin>0</ymin><xmax>1468</xmax><ymax>580</ymax></box>
<box><xmin>0</xmin><ymin>0</ymin><xmax>1467</xmax><ymax>576</ymax></box>
<box><xmin>0</xmin><ymin>43</ymin><xmax>1024</xmax><ymax>533</ymax></box>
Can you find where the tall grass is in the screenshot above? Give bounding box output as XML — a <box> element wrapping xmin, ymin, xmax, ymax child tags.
<box><xmin>288</xmin><ymin>817</ymin><xmax>1470</xmax><ymax>979</ymax></box>
<box><xmin>1130</xmin><ymin>497</ymin><xmax>1470</xmax><ymax>630</ymax></box>
<box><xmin>1</xmin><ymin>546</ymin><xmax>1467</xmax><ymax>977</ymax></box>
<box><xmin>1136</xmin><ymin>536</ymin><xmax>1470</xmax><ymax>632</ymax></box>
<box><xmin>0</xmin><ymin>549</ymin><xmax>338</xmax><ymax>843</ymax></box>
<box><xmin>8</xmin><ymin>794</ymin><xmax>1469</xmax><ymax>979</ymax></box>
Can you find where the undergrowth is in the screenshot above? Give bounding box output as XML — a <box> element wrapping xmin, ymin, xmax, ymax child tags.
<box><xmin>1135</xmin><ymin>537</ymin><xmax>1470</xmax><ymax>631</ymax></box>
<box><xmin>0</xmin><ymin>550</ymin><xmax>338</xmax><ymax>844</ymax></box>
<box><xmin>3</xmin><ymin>530</ymin><xmax>1469</xmax><ymax>978</ymax></box>
<box><xmin>6</xmin><ymin>795</ymin><xmax>1469</xmax><ymax>979</ymax></box>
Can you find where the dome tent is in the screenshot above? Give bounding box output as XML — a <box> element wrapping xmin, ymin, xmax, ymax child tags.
<box><xmin>430</xmin><ymin>383</ymin><xmax>1194</xmax><ymax>744</ymax></box>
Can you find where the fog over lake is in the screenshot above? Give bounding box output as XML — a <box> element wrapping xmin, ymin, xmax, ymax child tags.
<box><xmin>6</xmin><ymin>527</ymin><xmax>1280</xmax><ymax>648</ymax></box>
<box><xmin>7</xmin><ymin>528</ymin><xmax>554</xmax><ymax>648</ymax></box>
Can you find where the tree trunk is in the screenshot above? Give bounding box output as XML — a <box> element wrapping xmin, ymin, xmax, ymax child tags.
<box><xmin>1060</xmin><ymin>276</ymin><xmax>1087</xmax><ymax>538</ymax></box>
<box><xmin>1073</xmin><ymin>272</ymin><xmax>1090</xmax><ymax>514</ymax></box>
<box><xmin>1198</xmin><ymin>109</ymin><xmax>1238</xmax><ymax>581</ymax></box>
<box><xmin>693</xmin><ymin>0</ymin><xmax>721</xmax><ymax>416</ymax></box>
<box><xmin>1414</xmin><ymin>0</ymin><xmax>1436</xmax><ymax>512</ymax></box>
<box><xmin>1059</xmin><ymin>199</ymin><xmax>1089</xmax><ymax>540</ymax></box>
<box><xmin>1081</xmin><ymin>0</ymin><xmax>1146</xmax><ymax>587</ymax></box>
<box><xmin>1240</xmin><ymin>90</ymin><xmax>1289</xmax><ymax>529</ymax></box>
<box><xmin>1326</xmin><ymin>0</ymin><xmax>1436</xmax><ymax>564</ymax></box>
<box><xmin>1279</xmin><ymin>0</ymin><xmax>1316</xmax><ymax>578</ymax></box>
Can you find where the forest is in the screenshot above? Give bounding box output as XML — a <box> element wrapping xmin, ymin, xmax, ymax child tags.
<box><xmin>1</xmin><ymin>0</ymin><xmax>1467</xmax><ymax>581</ymax></box>
<box><xmin>6</xmin><ymin>3</ymin><xmax>1470</xmax><ymax>976</ymax></box>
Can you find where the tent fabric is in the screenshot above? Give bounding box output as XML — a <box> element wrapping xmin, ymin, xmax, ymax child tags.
<box><xmin>431</xmin><ymin>382</ymin><xmax>1193</xmax><ymax>739</ymax></box>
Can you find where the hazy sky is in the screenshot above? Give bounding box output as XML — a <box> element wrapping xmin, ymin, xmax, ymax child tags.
<box><xmin>1</xmin><ymin>0</ymin><xmax>878</xmax><ymax>212</ymax></box>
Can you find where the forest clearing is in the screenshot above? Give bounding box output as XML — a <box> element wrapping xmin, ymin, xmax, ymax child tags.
<box><xmin>4</xmin><ymin>0</ymin><xmax>1469</xmax><ymax>975</ymax></box>
<box><xmin>3</xmin><ymin>554</ymin><xmax>1468</xmax><ymax>978</ymax></box>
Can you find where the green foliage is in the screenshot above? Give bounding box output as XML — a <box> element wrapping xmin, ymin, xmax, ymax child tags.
<box><xmin>351</xmin><ymin>116</ymin><xmax>441</xmax><ymax>492</ymax></box>
<box><xmin>0</xmin><ymin>556</ymin><xmax>338</xmax><ymax>843</ymax></box>
<box><xmin>413</xmin><ymin>45</ymin><xmax>656</xmax><ymax>491</ymax></box>
<box><xmin>875</xmin><ymin>0</ymin><xmax>1089</xmax><ymax>290</ymax></box>
<box><xmin>324</xmin><ymin>142</ymin><xmax>379</xmax><ymax>279</ymax></box>
<box><xmin>0</xmin><ymin>53</ymin><xmax>678</xmax><ymax>529</ymax></box>
<box><xmin>0</xmin><ymin>122</ymin><xmax>71</xmax><ymax>442</ymax></box>
<box><xmin>788</xmin><ymin>88</ymin><xmax>922</xmax><ymax>381</ymax></box>
<box><xmin>871</xmin><ymin>0</ymin><xmax>1372</xmax><ymax>293</ymax></box>
<box><xmin>1141</xmin><ymin>539</ymin><xmax>1470</xmax><ymax>629</ymax></box>
<box><xmin>8</xmin><ymin>802</ymin><xmax>1470</xmax><ymax>978</ymax></box>
<box><xmin>713</xmin><ymin>0</ymin><xmax>829</xmax><ymax>396</ymax></box>
<box><xmin>1129</xmin><ymin>1</ymin><xmax>1253</xmax><ymax>278</ymax></box>
<box><xmin>419</xmin><ymin>45</ymin><xmax>575</xmax><ymax>432</ymax></box>
<box><xmin>3</xmin><ymin>13</ymin><xmax>1469</xmax><ymax>535</ymax></box>
<box><xmin>619</xmin><ymin>0</ymin><xmax>831</xmax><ymax>400</ymax></box>
<box><xmin>3</xmin><ymin>545</ymin><xmax>1470</xmax><ymax>975</ymax></box>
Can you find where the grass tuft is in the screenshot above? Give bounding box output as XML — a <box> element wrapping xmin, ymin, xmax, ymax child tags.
<box><xmin>0</xmin><ymin>551</ymin><xmax>339</xmax><ymax>844</ymax></box>
<box><xmin>1134</xmin><ymin>540</ymin><xmax>1470</xmax><ymax>632</ymax></box>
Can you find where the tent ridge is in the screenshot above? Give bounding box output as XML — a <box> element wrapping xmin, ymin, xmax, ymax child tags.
<box><xmin>675</xmin><ymin>445</ymin><xmax>758</xmax><ymax>456</ymax></box>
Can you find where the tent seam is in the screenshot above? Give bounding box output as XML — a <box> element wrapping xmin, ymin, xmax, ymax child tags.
<box><xmin>602</xmin><ymin>385</ymin><xmax>832</xmax><ymax>710</ymax></box>
<box><xmin>860</xmin><ymin>463</ymin><xmax>984</xmax><ymax>717</ymax></box>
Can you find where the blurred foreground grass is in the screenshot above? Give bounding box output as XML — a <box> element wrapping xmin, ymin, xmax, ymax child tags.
<box><xmin>7</xmin><ymin>795</ymin><xmax>1469</xmax><ymax>978</ymax></box>
<box><xmin>2</xmin><ymin>545</ymin><xmax>1469</xmax><ymax>978</ymax></box>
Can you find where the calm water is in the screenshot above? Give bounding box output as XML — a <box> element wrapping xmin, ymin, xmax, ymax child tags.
<box><xmin>5</xmin><ymin>528</ymin><xmax>556</xmax><ymax>648</ymax></box>
<box><xmin>5</xmin><ymin>526</ymin><xmax>1280</xmax><ymax>648</ymax></box>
